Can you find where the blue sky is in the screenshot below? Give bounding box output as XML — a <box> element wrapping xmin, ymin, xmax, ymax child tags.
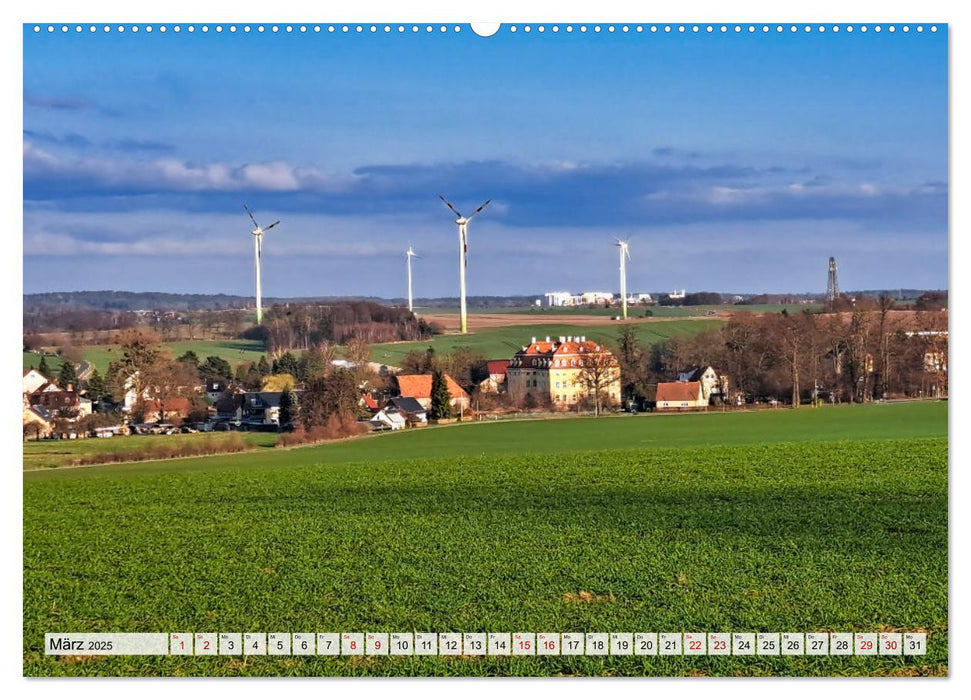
<box><xmin>23</xmin><ymin>25</ymin><xmax>947</xmax><ymax>298</ymax></box>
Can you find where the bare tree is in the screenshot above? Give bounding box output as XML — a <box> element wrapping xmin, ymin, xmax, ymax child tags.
<box><xmin>573</xmin><ymin>345</ymin><xmax>621</xmax><ymax>416</ymax></box>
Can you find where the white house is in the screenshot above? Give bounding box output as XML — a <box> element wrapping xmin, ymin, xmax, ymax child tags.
<box><xmin>677</xmin><ymin>366</ymin><xmax>727</xmax><ymax>402</ymax></box>
<box><xmin>23</xmin><ymin>369</ymin><xmax>48</xmax><ymax>395</ymax></box>
<box><xmin>369</xmin><ymin>408</ymin><xmax>407</xmax><ymax>431</ymax></box>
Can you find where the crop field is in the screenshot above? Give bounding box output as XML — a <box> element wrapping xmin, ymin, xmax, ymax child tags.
<box><xmin>23</xmin><ymin>402</ymin><xmax>946</xmax><ymax>677</ymax></box>
<box><xmin>371</xmin><ymin>319</ymin><xmax>721</xmax><ymax>367</ymax></box>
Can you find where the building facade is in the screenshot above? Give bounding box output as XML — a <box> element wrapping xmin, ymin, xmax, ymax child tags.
<box><xmin>656</xmin><ymin>381</ymin><xmax>707</xmax><ymax>411</ymax></box>
<box><xmin>507</xmin><ymin>336</ymin><xmax>621</xmax><ymax>408</ymax></box>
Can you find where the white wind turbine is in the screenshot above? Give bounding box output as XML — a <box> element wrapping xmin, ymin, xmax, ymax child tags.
<box><xmin>406</xmin><ymin>245</ymin><xmax>420</xmax><ymax>313</ymax></box>
<box><xmin>615</xmin><ymin>237</ymin><xmax>632</xmax><ymax>320</ymax></box>
<box><xmin>244</xmin><ymin>204</ymin><xmax>280</xmax><ymax>326</ymax></box>
<box><xmin>439</xmin><ymin>195</ymin><xmax>490</xmax><ymax>334</ymax></box>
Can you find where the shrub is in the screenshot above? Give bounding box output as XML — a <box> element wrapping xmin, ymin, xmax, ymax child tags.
<box><xmin>277</xmin><ymin>413</ymin><xmax>367</xmax><ymax>448</ymax></box>
<box><xmin>70</xmin><ymin>434</ymin><xmax>248</xmax><ymax>466</ymax></box>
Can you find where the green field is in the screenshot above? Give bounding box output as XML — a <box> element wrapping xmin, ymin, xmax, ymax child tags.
<box><xmin>23</xmin><ymin>402</ymin><xmax>947</xmax><ymax>676</ymax></box>
<box><xmin>24</xmin><ymin>339</ymin><xmax>269</xmax><ymax>375</ymax></box>
<box><xmin>23</xmin><ymin>431</ymin><xmax>278</xmax><ymax>471</ymax></box>
<box><xmin>371</xmin><ymin>319</ymin><xmax>721</xmax><ymax>366</ymax></box>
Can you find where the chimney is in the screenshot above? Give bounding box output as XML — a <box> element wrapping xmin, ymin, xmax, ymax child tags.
<box><xmin>580</xmin><ymin>335</ymin><xmax>586</xmax><ymax>342</ymax></box>
<box><xmin>560</xmin><ymin>336</ymin><xmax>566</xmax><ymax>343</ymax></box>
<box><xmin>531</xmin><ymin>337</ymin><xmax>537</xmax><ymax>344</ymax></box>
<box><xmin>545</xmin><ymin>336</ymin><xmax>550</xmax><ymax>343</ymax></box>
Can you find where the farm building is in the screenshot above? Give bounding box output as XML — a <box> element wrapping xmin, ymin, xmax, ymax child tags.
<box><xmin>655</xmin><ymin>381</ymin><xmax>707</xmax><ymax>411</ymax></box>
<box><xmin>506</xmin><ymin>336</ymin><xmax>621</xmax><ymax>408</ymax></box>
<box><xmin>394</xmin><ymin>374</ymin><xmax>470</xmax><ymax>413</ymax></box>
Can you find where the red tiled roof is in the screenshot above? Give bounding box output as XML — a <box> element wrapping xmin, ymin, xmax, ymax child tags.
<box><xmin>143</xmin><ymin>397</ymin><xmax>192</xmax><ymax>414</ymax></box>
<box><xmin>362</xmin><ymin>395</ymin><xmax>380</xmax><ymax>410</ymax></box>
<box><xmin>486</xmin><ymin>360</ymin><xmax>510</xmax><ymax>376</ymax></box>
<box><xmin>396</xmin><ymin>374</ymin><xmax>470</xmax><ymax>401</ymax></box>
<box><xmin>656</xmin><ymin>381</ymin><xmax>703</xmax><ymax>403</ymax></box>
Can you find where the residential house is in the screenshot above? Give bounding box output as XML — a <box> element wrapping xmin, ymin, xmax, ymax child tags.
<box><xmin>23</xmin><ymin>368</ymin><xmax>49</xmax><ymax>395</ymax></box>
<box><xmin>142</xmin><ymin>397</ymin><xmax>192</xmax><ymax>423</ymax></box>
<box><xmin>360</xmin><ymin>394</ymin><xmax>381</xmax><ymax>413</ymax></box>
<box><xmin>394</xmin><ymin>374</ymin><xmax>471</xmax><ymax>413</ymax></box>
<box><xmin>76</xmin><ymin>360</ymin><xmax>95</xmax><ymax>382</ymax></box>
<box><xmin>677</xmin><ymin>366</ymin><xmax>728</xmax><ymax>403</ymax></box>
<box><xmin>506</xmin><ymin>336</ymin><xmax>621</xmax><ymax>408</ymax></box>
<box><xmin>388</xmin><ymin>396</ymin><xmax>428</xmax><ymax>424</ymax></box>
<box><xmin>241</xmin><ymin>392</ymin><xmax>285</xmax><ymax>426</ymax></box>
<box><xmin>206</xmin><ymin>379</ymin><xmax>229</xmax><ymax>403</ymax></box>
<box><xmin>23</xmin><ymin>404</ymin><xmax>53</xmax><ymax>439</ymax></box>
<box><xmin>28</xmin><ymin>383</ymin><xmax>92</xmax><ymax>419</ymax></box>
<box><xmin>368</xmin><ymin>407</ymin><xmax>408</xmax><ymax>431</ymax></box>
<box><xmin>655</xmin><ymin>381</ymin><xmax>707</xmax><ymax>411</ymax></box>
<box><xmin>479</xmin><ymin>360</ymin><xmax>510</xmax><ymax>394</ymax></box>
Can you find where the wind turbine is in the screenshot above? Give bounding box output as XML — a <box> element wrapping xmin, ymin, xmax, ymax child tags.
<box><xmin>243</xmin><ymin>204</ymin><xmax>280</xmax><ymax>325</ymax></box>
<box><xmin>439</xmin><ymin>195</ymin><xmax>490</xmax><ymax>334</ymax></box>
<box><xmin>615</xmin><ymin>237</ymin><xmax>631</xmax><ymax>319</ymax></box>
<box><xmin>406</xmin><ymin>245</ymin><xmax>420</xmax><ymax>313</ymax></box>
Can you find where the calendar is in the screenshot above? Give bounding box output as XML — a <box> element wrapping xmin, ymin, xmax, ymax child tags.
<box><xmin>44</xmin><ymin>631</ymin><xmax>928</xmax><ymax>657</ymax></box>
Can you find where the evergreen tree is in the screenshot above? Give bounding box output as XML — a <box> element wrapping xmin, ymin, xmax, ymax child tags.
<box><xmin>177</xmin><ymin>350</ymin><xmax>200</xmax><ymax>368</ymax></box>
<box><xmin>85</xmin><ymin>369</ymin><xmax>108</xmax><ymax>408</ymax></box>
<box><xmin>429</xmin><ymin>370</ymin><xmax>453</xmax><ymax>420</ymax></box>
<box><xmin>257</xmin><ymin>355</ymin><xmax>271</xmax><ymax>376</ymax></box>
<box><xmin>38</xmin><ymin>355</ymin><xmax>50</xmax><ymax>378</ymax></box>
<box><xmin>278</xmin><ymin>385</ymin><xmax>298</xmax><ymax>429</ymax></box>
<box><xmin>276</xmin><ymin>351</ymin><xmax>299</xmax><ymax>377</ymax></box>
<box><xmin>58</xmin><ymin>360</ymin><xmax>77</xmax><ymax>388</ymax></box>
<box><xmin>199</xmin><ymin>356</ymin><xmax>233</xmax><ymax>384</ymax></box>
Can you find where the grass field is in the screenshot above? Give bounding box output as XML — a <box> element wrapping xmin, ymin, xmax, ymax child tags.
<box><xmin>371</xmin><ymin>319</ymin><xmax>721</xmax><ymax>366</ymax></box>
<box><xmin>23</xmin><ymin>402</ymin><xmax>947</xmax><ymax>677</ymax></box>
<box><xmin>23</xmin><ymin>431</ymin><xmax>278</xmax><ymax>471</ymax></box>
<box><xmin>23</xmin><ymin>339</ymin><xmax>269</xmax><ymax>375</ymax></box>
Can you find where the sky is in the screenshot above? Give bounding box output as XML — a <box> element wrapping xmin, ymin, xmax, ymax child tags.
<box><xmin>23</xmin><ymin>24</ymin><xmax>948</xmax><ymax>298</ymax></box>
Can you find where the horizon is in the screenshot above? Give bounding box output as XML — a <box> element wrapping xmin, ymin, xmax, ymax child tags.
<box><xmin>23</xmin><ymin>25</ymin><xmax>947</xmax><ymax>297</ymax></box>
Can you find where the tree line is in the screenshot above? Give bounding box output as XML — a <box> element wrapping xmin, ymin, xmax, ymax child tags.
<box><xmin>615</xmin><ymin>299</ymin><xmax>947</xmax><ymax>407</ymax></box>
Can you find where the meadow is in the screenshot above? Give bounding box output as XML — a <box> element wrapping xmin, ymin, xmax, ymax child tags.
<box><xmin>23</xmin><ymin>402</ymin><xmax>947</xmax><ymax>677</ymax></box>
<box><xmin>23</xmin><ymin>339</ymin><xmax>268</xmax><ymax>375</ymax></box>
<box><xmin>23</xmin><ymin>431</ymin><xmax>278</xmax><ymax>471</ymax></box>
<box><xmin>370</xmin><ymin>319</ymin><xmax>721</xmax><ymax>367</ymax></box>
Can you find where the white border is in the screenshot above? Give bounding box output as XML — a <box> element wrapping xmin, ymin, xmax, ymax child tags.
<box><xmin>5</xmin><ymin>1</ymin><xmax>962</xmax><ymax>698</ymax></box>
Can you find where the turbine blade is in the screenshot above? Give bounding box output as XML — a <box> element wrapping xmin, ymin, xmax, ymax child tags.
<box><xmin>439</xmin><ymin>195</ymin><xmax>463</xmax><ymax>219</ymax></box>
<box><xmin>466</xmin><ymin>199</ymin><xmax>491</xmax><ymax>221</ymax></box>
<box><xmin>243</xmin><ymin>204</ymin><xmax>260</xmax><ymax>229</ymax></box>
<box><xmin>264</xmin><ymin>220</ymin><xmax>281</xmax><ymax>231</ymax></box>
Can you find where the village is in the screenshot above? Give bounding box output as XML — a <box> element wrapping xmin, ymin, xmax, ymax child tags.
<box><xmin>22</xmin><ymin>289</ymin><xmax>948</xmax><ymax>445</ymax></box>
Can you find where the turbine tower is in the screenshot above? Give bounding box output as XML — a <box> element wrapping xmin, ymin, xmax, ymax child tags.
<box><xmin>615</xmin><ymin>238</ymin><xmax>631</xmax><ymax>319</ymax></box>
<box><xmin>827</xmin><ymin>256</ymin><xmax>840</xmax><ymax>304</ymax></box>
<box><xmin>439</xmin><ymin>195</ymin><xmax>491</xmax><ymax>334</ymax></box>
<box><xmin>244</xmin><ymin>204</ymin><xmax>280</xmax><ymax>325</ymax></box>
<box><xmin>406</xmin><ymin>245</ymin><xmax>420</xmax><ymax>313</ymax></box>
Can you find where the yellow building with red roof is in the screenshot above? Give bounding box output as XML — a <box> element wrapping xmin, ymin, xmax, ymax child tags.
<box><xmin>507</xmin><ymin>335</ymin><xmax>621</xmax><ymax>408</ymax></box>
